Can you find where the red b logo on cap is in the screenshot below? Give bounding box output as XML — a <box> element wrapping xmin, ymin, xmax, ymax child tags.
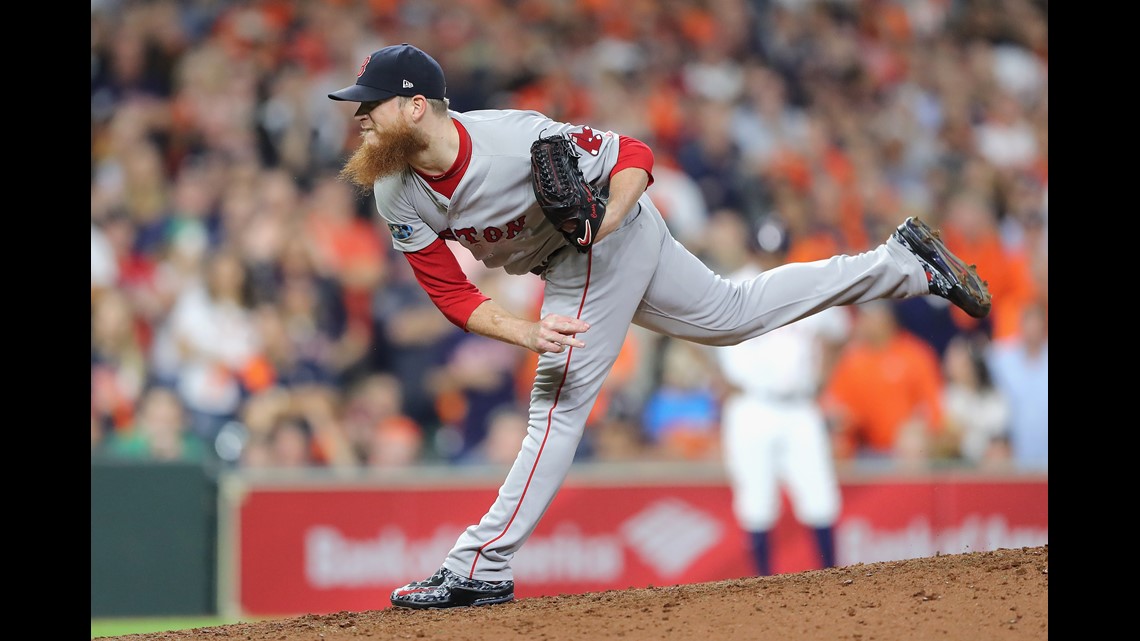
<box><xmin>357</xmin><ymin>55</ymin><xmax>371</xmax><ymax>77</ymax></box>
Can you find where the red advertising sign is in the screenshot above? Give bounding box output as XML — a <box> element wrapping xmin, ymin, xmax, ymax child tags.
<box><xmin>231</xmin><ymin>477</ymin><xmax>1047</xmax><ymax>617</ymax></box>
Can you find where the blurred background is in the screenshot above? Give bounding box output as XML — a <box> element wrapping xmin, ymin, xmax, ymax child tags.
<box><xmin>91</xmin><ymin>0</ymin><xmax>1047</xmax><ymax>629</ymax></box>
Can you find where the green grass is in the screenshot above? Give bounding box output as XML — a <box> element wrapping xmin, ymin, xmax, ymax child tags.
<box><xmin>90</xmin><ymin>616</ymin><xmax>237</xmax><ymax>639</ymax></box>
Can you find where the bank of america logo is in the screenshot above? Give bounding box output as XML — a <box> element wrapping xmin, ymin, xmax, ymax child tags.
<box><xmin>619</xmin><ymin>498</ymin><xmax>723</xmax><ymax>577</ymax></box>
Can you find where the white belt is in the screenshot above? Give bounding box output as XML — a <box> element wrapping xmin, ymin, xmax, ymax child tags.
<box><xmin>747</xmin><ymin>390</ymin><xmax>815</xmax><ymax>403</ymax></box>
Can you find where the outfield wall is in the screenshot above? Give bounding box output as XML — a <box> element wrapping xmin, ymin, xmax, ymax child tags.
<box><xmin>90</xmin><ymin>461</ymin><xmax>1047</xmax><ymax>618</ymax></box>
<box><xmin>91</xmin><ymin>461</ymin><xmax>219</xmax><ymax>618</ymax></box>
<box><xmin>216</xmin><ymin>464</ymin><xmax>1048</xmax><ymax>618</ymax></box>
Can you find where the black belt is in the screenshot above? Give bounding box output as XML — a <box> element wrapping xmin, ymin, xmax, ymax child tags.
<box><xmin>530</xmin><ymin>246</ymin><xmax>569</xmax><ymax>276</ymax></box>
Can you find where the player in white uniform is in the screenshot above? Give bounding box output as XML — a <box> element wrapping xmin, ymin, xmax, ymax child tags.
<box><xmin>712</xmin><ymin>220</ymin><xmax>848</xmax><ymax>576</ymax></box>
<box><xmin>327</xmin><ymin>43</ymin><xmax>992</xmax><ymax>609</ymax></box>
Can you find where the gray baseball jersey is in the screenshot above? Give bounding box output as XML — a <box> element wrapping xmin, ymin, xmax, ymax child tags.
<box><xmin>375</xmin><ymin>109</ymin><xmax>615</xmax><ymax>275</ymax></box>
<box><xmin>374</xmin><ymin>109</ymin><xmax>932</xmax><ymax>581</ymax></box>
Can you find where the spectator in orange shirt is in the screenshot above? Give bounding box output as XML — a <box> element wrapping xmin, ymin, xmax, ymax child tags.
<box><xmin>994</xmin><ymin>174</ymin><xmax>1048</xmax><ymax>342</ymax></box>
<box><xmin>896</xmin><ymin>191</ymin><xmax>1020</xmax><ymax>357</ymax></box>
<box><xmin>938</xmin><ymin>192</ymin><xmax>1012</xmax><ymax>335</ymax></box>
<box><xmin>993</xmin><ymin>214</ymin><xmax>1046</xmax><ymax>342</ymax></box>
<box><xmin>821</xmin><ymin>301</ymin><xmax>945</xmax><ymax>468</ymax></box>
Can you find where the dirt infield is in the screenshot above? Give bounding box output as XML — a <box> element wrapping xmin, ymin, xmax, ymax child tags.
<box><xmin>101</xmin><ymin>545</ymin><xmax>1047</xmax><ymax>641</ymax></box>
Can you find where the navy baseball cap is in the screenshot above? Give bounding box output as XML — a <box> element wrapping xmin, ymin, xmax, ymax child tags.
<box><xmin>328</xmin><ymin>43</ymin><xmax>446</xmax><ymax>103</ymax></box>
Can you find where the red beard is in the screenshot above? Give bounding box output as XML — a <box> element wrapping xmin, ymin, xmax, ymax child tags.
<box><xmin>338</xmin><ymin>118</ymin><xmax>430</xmax><ymax>190</ymax></box>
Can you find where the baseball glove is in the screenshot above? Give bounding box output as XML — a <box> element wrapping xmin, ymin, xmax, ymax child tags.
<box><xmin>530</xmin><ymin>134</ymin><xmax>607</xmax><ymax>253</ymax></box>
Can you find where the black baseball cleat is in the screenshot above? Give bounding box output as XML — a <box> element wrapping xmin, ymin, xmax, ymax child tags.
<box><xmin>390</xmin><ymin>566</ymin><xmax>515</xmax><ymax>610</ymax></box>
<box><xmin>892</xmin><ymin>216</ymin><xmax>992</xmax><ymax>319</ymax></box>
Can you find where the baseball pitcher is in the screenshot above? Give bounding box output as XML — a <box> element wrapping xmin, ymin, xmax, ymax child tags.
<box><xmin>327</xmin><ymin>43</ymin><xmax>992</xmax><ymax>609</ymax></box>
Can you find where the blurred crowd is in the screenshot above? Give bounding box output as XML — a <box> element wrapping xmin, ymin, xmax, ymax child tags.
<box><xmin>91</xmin><ymin>0</ymin><xmax>1047</xmax><ymax>473</ymax></box>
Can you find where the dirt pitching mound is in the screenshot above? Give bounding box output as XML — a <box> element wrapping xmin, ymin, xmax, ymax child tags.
<box><xmin>100</xmin><ymin>545</ymin><xmax>1047</xmax><ymax>641</ymax></box>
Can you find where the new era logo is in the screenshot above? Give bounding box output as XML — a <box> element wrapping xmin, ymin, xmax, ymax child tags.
<box><xmin>402</xmin><ymin>79</ymin><xmax>414</xmax><ymax>88</ymax></box>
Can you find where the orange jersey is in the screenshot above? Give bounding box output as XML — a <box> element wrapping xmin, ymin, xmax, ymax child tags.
<box><xmin>822</xmin><ymin>331</ymin><xmax>944</xmax><ymax>455</ymax></box>
<box><xmin>990</xmin><ymin>247</ymin><xmax>1044</xmax><ymax>342</ymax></box>
<box><xmin>939</xmin><ymin>226</ymin><xmax>1013</xmax><ymax>333</ymax></box>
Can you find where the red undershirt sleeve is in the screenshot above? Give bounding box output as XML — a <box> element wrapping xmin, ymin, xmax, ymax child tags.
<box><xmin>611</xmin><ymin>135</ymin><xmax>655</xmax><ymax>187</ymax></box>
<box><xmin>403</xmin><ymin>238</ymin><xmax>490</xmax><ymax>331</ymax></box>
